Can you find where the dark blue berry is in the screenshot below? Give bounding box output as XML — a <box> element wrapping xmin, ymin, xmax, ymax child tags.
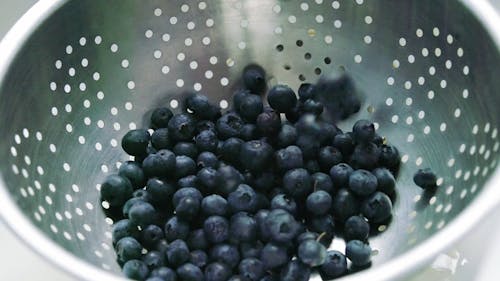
<box><xmin>379</xmin><ymin>144</ymin><xmax>401</xmax><ymax>171</ymax></box>
<box><xmin>283</xmin><ymin>168</ymin><xmax>312</xmax><ymax>198</ymax></box>
<box><xmin>350</xmin><ymin>143</ymin><xmax>381</xmax><ymax>170</ymax></box>
<box><xmin>229</xmin><ymin>212</ymin><xmax>258</xmax><ymax>243</ymax></box>
<box><xmin>197</xmin><ymin>152</ymin><xmax>219</xmax><ymax>169</ymax></box>
<box><xmin>345</xmin><ymin>240</ymin><xmax>371</xmax><ymax>267</ymax></box>
<box><xmin>122</xmin><ymin>129</ymin><xmax>151</xmax><ymax>157</ymax></box>
<box><xmin>141</xmin><ymin>224</ymin><xmax>164</xmax><ymax>249</ymax></box>
<box><xmin>373</xmin><ymin>168</ymin><xmax>396</xmax><ymax>195</ymax></box>
<box><xmin>302</xmin><ymin>99</ymin><xmax>324</xmax><ymax>116</ymax></box>
<box><xmin>311</xmin><ymin>172</ymin><xmax>334</xmax><ymax>194</ymax></box>
<box><xmin>264</xmin><ymin>209</ymin><xmax>300</xmax><ymax>243</ymax></box>
<box><xmin>219</xmin><ymin>138</ymin><xmax>244</xmax><ymax>166</ymax></box>
<box><xmin>116</xmin><ymin>237</ymin><xmax>142</xmax><ymax>263</ymax></box>
<box><xmin>112</xmin><ymin>219</ymin><xmax>139</xmax><ymax>245</ymax></box>
<box><xmin>280</xmin><ymin>260</ymin><xmax>310</xmax><ymax>281</ymax></box>
<box><xmin>240</xmin><ymin>124</ymin><xmax>258</xmax><ymax>141</ymax></box>
<box><xmin>201</xmin><ymin>195</ymin><xmax>228</xmax><ymax>217</ymax></box>
<box><xmin>332</xmin><ymin>133</ymin><xmax>355</xmax><ymax>156</ymax></box>
<box><xmin>178</xmin><ymin>175</ymin><xmax>199</xmax><ymax>189</ymax></box>
<box><xmin>275</xmin><ymin>145</ymin><xmax>304</xmax><ymax>173</ymax></box>
<box><xmin>172</xmin><ymin>187</ymin><xmax>203</xmax><ymax>207</ymax></box>
<box><xmin>285</xmin><ymin>104</ymin><xmax>302</xmax><ymax>123</ymax></box>
<box><xmin>271</xmin><ymin>194</ymin><xmax>298</xmax><ymax>216</ymax></box>
<box><xmin>348</xmin><ymin>169</ymin><xmax>378</xmax><ymax>197</ymax></box>
<box><xmin>295</xmin><ymin>114</ymin><xmax>322</xmax><ymax>137</ymax></box>
<box><xmin>296</xmin><ymin>135</ymin><xmax>320</xmax><ymax>160</ymax></box>
<box><xmin>240</xmin><ymin>140</ymin><xmax>274</xmax><ymax>173</ymax></box>
<box><xmin>361</xmin><ymin>191</ymin><xmax>393</xmax><ymax>223</ymax></box>
<box><xmin>166</xmin><ymin>239</ymin><xmax>190</xmax><ymax>268</ymax></box>
<box><xmin>176</xmin><ymin>263</ymin><xmax>204</xmax><ymax>281</ymax></box>
<box><xmin>205</xmin><ymin>262</ymin><xmax>232</xmax><ymax>281</ymax></box>
<box><xmin>168</xmin><ymin>114</ymin><xmax>196</xmax><ymax>142</ymax></box>
<box><xmin>255</xmin><ymin>193</ymin><xmax>271</xmax><ymax>210</ymax></box>
<box><xmin>344</xmin><ymin>216</ymin><xmax>370</xmax><ymax>241</ymax></box>
<box><xmin>122</xmin><ymin>259</ymin><xmax>149</xmax><ymax>280</ymax></box>
<box><xmin>216</xmin><ymin>112</ymin><xmax>244</xmax><ymax>140</ymax></box>
<box><xmin>298</xmin><ymin>83</ymin><xmax>316</xmax><ymax>101</ymax></box>
<box><xmin>332</xmin><ymin>188</ymin><xmax>360</xmax><ymax>222</ymax></box>
<box><xmin>318</xmin><ymin>146</ymin><xmax>343</xmax><ymax>172</ymax></box>
<box><xmin>142</xmin><ymin>149</ymin><xmax>176</xmax><ymax>178</ymax></box>
<box><xmin>295</xmin><ymin>231</ymin><xmax>332</xmax><ymax>248</ymax></box>
<box><xmin>122</xmin><ymin>197</ymin><xmax>147</xmax><ymax>218</ymax></box>
<box><xmin>233</xmin><ymin>89</ymin><xmax>251</xmax><ymax>111</ymax></box>
<box><xmin>277</xmin><ymin>123</ymin><xmax>298</xmax><ymax>148</ymax></box>
<box><xmin>305</xmin><ymin>160</ymin><xmax>321</xmax><ymax>174</ymax></box>
<box><xmin>298</xmin><ymin>239</ymin><xmax>327</xmax><ymax>267</ymax></box>
<box><xmin>196</xmin><ymin>120</ymin><xmax>216</xmax><ymax>134</ymax></box>
<box><xmin>318</xmin><ymin>122</ymin><xmax>340</xmax><ymax>146</ymax></box>
<box><xmin>143</xmin><ymin>251</ymin><xmax>165</xmax><ymax>269</ymax></box>
<box><xmin>353</xmin><ymin>119</ymin><xmax>376</xmax><ymax>144</ymax></box>
<box><xmin>132</xmin><ymin>189</ymin><xmax>153</xmax><ymax>202</ymax></box>
<box><xmin>175</xmin><ymin>196</ymin><xmax>200</xmax><ymax>220</ymax></box>
<box><xmin>119</xmin><ymin>161</ymin><xmax>146</xmax><ymax>189</ymax></box>
<box><xmin>203</xmin><ymin>215</ymin><xmax>229</xmax><ymax>244</ymax></box>
<box><xmin>151</xmin><ymin>107</ymin><xmax>174</xmax><ymax>129</ymax></box>
<box><xmin>243</xmin><ymin>64</ymin><xmax>267</xmax><ymax>94</ymax></box>
<box><xmin>227</xmin><ymin>184</ymin><xmax>258</xmax><ymax>213</ymax></box>
<box><xmin>319</xmin><ymin>250</ymin><xmax>347</xmax><ymax>279</ymax></box>
<box><xmin>195</xmin><ymin>130</ymin><xmax>218</xmax><ymax>153</ymax></box>
<box><xmin>155</xmin><ymin>239</ymin><xmax>169</xmax><ymax>257</ymax></box>
<box><xmin>100</xmin><ymin>175</ymin><xmax>133</xmax><ymax>207</ymax></box>
<box><xmin>184</xmin><ymin>93</ymin><xmax>212</xmax><ymax>119</ymax></box>
<box><xmin>308</xmin><ymin>215</ymin><xmax>335</xmax><ymax>238</ymax></box>
<box><xmin>175</xmin><ymin>155</ymin><xmax>196</xmax><ymax>179</ymax></box>
<box><xmin>306</xmin><ymin>191</ymin><xmax>332</xmax><ymax>216</ymax></box>
<box><xmin>151</xmin><ymin>128</ymin><xmax>172</xmax><ymax>150</ymax></box>
<box><xmin>260</xmin><ymin>243</ymin><xmax>288</xmax><ymax>269</ymax></box>
<box><xmin>197</xmin><ymin>167</ymin><xmax>218</xmax><ymax>190</ymax></box>
<box><xmin>329</xmin><ymin>163</ymin><xmax>354</xmax><ymax>189</ymax></box>
<box><xmin>239</xmin><ymin>258</ymin><xmax>265</xmax><ymax>281</ymax></box>
<box><xmin>228</xmin><ymin>276</ymin><xmax>245</xmax><ymax>281</ymax></box>
<box><xmin>173</xmin><ymin>142</ymin><xmax>198</xmax><ymax>159</ymax></box>
<box><xmin>239</xmin><ymin>94</ymin><xmax>264</xmax><ymax>122</ymax></box>
<box><xmin>255</xmin><ymin>209</ymin><xmax>271</xmax><ymax>242</ymax></box>
<box><xmin>187</xmin><ymin>229</ymin><xmax>208</xmax><ymax>251</ymax></box>
<box><xmin>164</xmin><ymin>216</ymin><xmax>190</xmax><ymax>242</ymax></box>
<box><xmin>256</xmin><ymin>111</ymin><xmax>281</xmax><ymax>137</ymax></box>
<box><xmin>267</xmin><ymin>85</ymin><xmax>297</xmax><ymax>113</ymax></box>
<box><xmin>240</xmin><ymin>242</ymin><xmax>263</xmax><ymax>259</ymax></box>
<box><xmin>413</xmin><ymin>168</ymin><xmax>437</xmax><ymax>189</ymax></box>
<box><xmin>210</xmin><ymin>244</ymin><xmax>240</xmax><ymax>268</ymax></box>
<box><xmin>150</xmin><ymin>267</ymin><xmax>177</xmax><ymax>281</ymax></box>
<box><xmin>190</xmin><ymin>250</ymin><xmax>208</xmax><ymax>268</ymax></box>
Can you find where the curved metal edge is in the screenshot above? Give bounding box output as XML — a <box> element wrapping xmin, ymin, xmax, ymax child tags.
<box><xmin>0</xmin><ymin>0</ymin><xmax>498</xmax><ymax>281</ymax></box>
<box><xmin>0</xmin><ymin>1</ymin><xmax>125</xmax><ymax>281</ymax></box>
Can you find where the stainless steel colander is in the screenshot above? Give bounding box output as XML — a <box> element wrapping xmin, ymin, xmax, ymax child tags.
<box><xmin>0</xmin><ymin>0</ymin><xmax>499</xmax><ymax>280</ymax></box>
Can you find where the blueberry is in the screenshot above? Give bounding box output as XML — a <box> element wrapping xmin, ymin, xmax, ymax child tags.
<box><xmin>298</xmin><ymin>239</ymin><xmax>327</xmax><ymax>267</ymax></box>
<box><xmin>142</xmin><ymin>149</ymin><xmax>176</xmax><ymax>178</ymax></box>
<box><xmin>239</xmin><ymin>258</ymin><xmax>265</xmax><ymax>281</ymax></box>
<box><xmin>141</xmin><ymin>224</ymin><xmax>164</xmax><ymax>249</ymax></box>
<box><xmin>379</xmin><ymin>144</ymin><xmax>401</xmax><ymax>171</ymax></box>
<box><xmin>329</xmin><ymin>163</ymin><xmax>354</xmax><ymax>189</ymax></box>
<box><xmin>164</xmin><ymin>216</ymin><xmax>190</xmax><ymax>242</ymax></box>
<box><xmin>168</xmin><ymin>114</ymin><xmax>196</xmax><ymax>142</ymax></box>
<box><xmin>240</xmin><ymin>242</ymin><xmax>263</xmax><ymax>259</ymax></box>
<box><xmin>190</xmin><ymin>250</ymin><xmax>208</xmax><ymax>268</ymax></box>
<box><xmin>119</xmin><ymin>161</ymin><xmax>146</xmax><ymax>189</ymax></box>
<box><xmin>311</xmin><ymin>172</ymin><xmax>334</xmax><ymax>194</ymax></box>
<box><xmin>361</xmin><ymin>191</ymin><xmax>393</xmax><ymax>223</ymax></box>
<box><xmin>277</xmin><ymin>123</ymin><xmax>298</xmax><ymax>148</ymax></box>
<box><xmin>345</xmin><ymin>240</ymin><xmax>371</xmax><ymax>267</ymax></box>
<box><xmin>240</xmin><ymin>124</ymin><xmax>259</xmax><ymax>141</ymax></box>
<box><xmin>264</xmin><ymin>209</ymin><xmax>300</xmax><ymax>243</ymax></box>
<box><xmin>195</xmin><ymin>130</ymin><xmax>218</xmax><ymax>153</ymax></box>
<box><xmin>413</xmin><ymin>168</ymin><xmax>437</xmax><ymax>189</ymax></box>
<box><xmin>256</xmin><ymin>110</ymin><xmax>281</xmax><ymax>137</ymax></box>
<box><xmin>219</xmin><ymin>138</ymin><xmax>244</xmax><ymax>166</ymax></box>
<box><xmin>197</xmin><ymin>167</ymin><xmax>218</xmax><ymax>190</ymax></box>
<box><xmin>122</xmin><ymin>197</ymin><xmax>146</xmax><ymax>218</ymax></box>
<box><xmin>132</xmin><ymin>189</ymin><xmax>153</xmax><ymax>203</ymax></box>
<box><xmin>353</xmin><ymin>119</ymin><xmax>376</xmax><ymax>144</ymax></box>
<box><xmin>373</xmin><ymin>168</ymin><xmax>396</xmax><ymax>195</ymax></box>
<box><xmin>129</xmin><ymin>201</ymin><xmax>156</xmax><ymax>228</ymax></box>
<box><xmin>275</xmin><ymin>145</ymin><xmax>304</xmax><ymax>173</ymax></box>
<box><xmin>351</xmin><ymin>143</ymin><xmax>381</xmax><ymax>170</ymax></box>
<box><xmin>283</xmin><ymin>168</ymin><xmax>313</xmax><ymax>198</ymax></box>
<box><xmin>255</xmin><ymin>193</ymin><xmax>271</xmax><ymax>210</ymax></box>
<box><xmin>187</xmin><ymin>229</ymin><xmax>209</xmax><ymax>251</ymax></box>
<box><xmin>172</xmin><ymin>187</ymin><xmax>203</xmax><ymax>207</ymax></box>
<box><xmin>233</xmin><ymin>89</ymin><xmax>252</xmax><ymax>111</ymax></box>
<box><xmin>216</xmin><ymin>112</ymin><xmax>244</xmax><ymax>140</ymax></box>
<box><xmin>178</xmin><ymin>175</ymin><xmax>199</xmax><ymax>189</ymax></box>
<box><xmin>100</xmin><ymin>175</ymin><xmax>133</xmax><ymax>207</ymax></box>
<box><xmin>260</xmin><ymin>243</ymin><xmax>288</xmax><ymax>269</ymax></box>
<box><xmin>344</xmin><ymin>216</ymin><xmax>370</xmax><ymax>241</ymax></box>
<box><xmin>166</xmin><ymin>239</ymin><xmax>190</xmax><ymax>268</ymax></box>
<box><xmin>122</xmin><ymin>259</ymin><xmax>149</xmax><ymax>280</ymax></box>
<box><xmin>243</xmin><ymin>64</ymin><xmax>267</xmax><ymax>94</ymax></box>
<box><xmin>150</xmin><ymin>267</ymin><xmax>177</xmax><ymax>281</ymax></box>
<box><xmin>184</xmin><ymin>93</ymin><xmax>212</xmax><ymax>120</ymax></box>
<box><xmin>332</xmin><ymin>188</ymin><xmax>360</xmax><ymax>222</ymax></box>
<box><xmin>298</xmin><ymin>83</ymin><xmax>316</xmax><ymax>101</ymax></box>
<box><xmin>255</xmin><ymin>209</ymin><xmax>271</xmax><ymax>242</ymax></box>
<box><xmin>116</xmin><ymin>237</ymin><xmax>142</xmax><ymax>263</ymax></box>
<box><xmin>175</xmin><ymin>196</ymin><xmax>200</xmax><ymax>220</ymax></box>
<box><xmin>252</xmin><ymin>172</ymin><xmax>275</xmax><ymax>192</ymax></box>
<box><xmin>259</xmin><ymin>275</ymin><xmax>278</xmax><ymax>281</ymax></box>
<box><xmin>295</xmin><ymin>114</ymin><xmax>322</xmax><ymax>137</ymax></box>
<box><xmin>155</xmin><ymin>239</ymin><xmax>169</xmax><ymax>257</ymax></box>
<box><xmin>227</xmin><ymin>184</ymin><xmax>258</xmax><ymax>213</ymax></box>
<box><xmin>210</xmin><ymin>243</ymin><xmax>240</xmax><ymax>268</ymax></box>
<box><xmin>122</xmin><ymin>129</ymin><xmax>151</xmax><ymax>157</ymax></box>
<box><xmin>348</xmin><ymin>169</ymin><xmax>378</xmax><ymax>197</ymax></box>
<box><xmin>147</xmin><ymin>276</ymin><xmax>167</xmax><ymax>281</ymax></box>
<box><xmin>302</xmin><ymin>99</ymin><xmax>324</xmax><ymax>116</ymax></box>
<box><xmin>146</xmin><ymin>178</ymin><xmax>175</xmax><ymax>208</ymax></box>
<box><xmin>229</xmin><ymin>212</ymin><xmax>258</xmax><ymax>243</ymax></box>
<box><xmin>151</xmin><ymin>107</ymin><xmax>174</xmax><ymax>129</ymax></box>
<box><xmin>296</xmin><ymin>135</ymin><xmax>320</xmax><ymax>160</ymax></box>
<box><xmin>173</xmin><ymin>142</ymin><xmax>198</xmax><ymax>159</ymax></box>
<box><xmin>112</xmin><ymin>219</ymin><xmax>139</xmax><ymax>245</ymax></box>
<box><xmin>267</xmin><ymin>85</ymin><xmax>297</xmax><ymax>113</ymax></box>
<box><xmin>175</xmin><ymin>156</ymin><xmax>197</xmax><ymax>179</ymax></box>
<box><xmin>271</xmin><ymin>194</ymin><xmax>298</xmax><ymax>216</ymax></box>
<box><xmin>280</xmin><ymin>260</ymin><xmax>310</xmax><ymax>281</ymax></box>
<box><xmin>228</xmin><ymin>276</ymin><xmax>245</xmax><ymax>281</ymax></box>
<box><xmin>332</xmin><ymin>133</ymin><xmax>355</xmax><ymax>156</ymax></box>
<box><xmin>304</xmin><ymin>160</ymin><xmax>321</xmax><ymax>174</ymax></box>
<box><xmin>318</xmin><ymin>146</ymin><xmax>343</xmax><ymax>172</ymax></box>
<box><xmin>239</xmin><ymin>94</ymin><xmax>264</xmax><ymax>122</ymax></box>
<box><xmin>196</xmin><ymin>120</ymin><xmax>217</xmax><ymax>134</ymax></box>
<box><xmin>318</xmin><ymin>122</ymin><xmax>340</xmax><ymax>146</ymax></box>
<box><xmin>306</xmin><ymin>191</ymin><xmax>332</xmax><ymax>216</ymax></box>
<box><xmin>240</xmin><ymin>140</ymin><xmax>274</xmax><ymax>173</ymax></box>
<box><xmin>203</xmin><ymin>215</ymin><xmax>229</xmax><ymax>244</ymax></box>
<box><xmin>319</xmin><ymin>250</ymin><xmax>347</xmax><ymax>279</ymax></box>
<box><xmin>143</xmin><ymin>250</ymin><xmax>165</xmax><ymax>269</ymax></box>
<box><xmin>308</xmin><ymin>215</ymin><xmax>335</xmax><ymax>238</ymax></box>
<box><xmin>176</xmin><ymin>263</ymin><xmax>204</xmax><ymax>281</ymax></box>
<box><xmin>197</xmin><ymin>152</ymin><xmax>219</xmax><ymax>169</ymax></box>
<box><xmin>151</xmin><ymin>128</ymin><xmax>172</xmax><ymax>150</ymax></box>
<box><xmin>285</xmin><ymin>103</ymin><xmax>302</xmax><ymax>123</ymax></box>
<box><xmin>205</xmin><ymin>262</ymin><xmax>232</xmax><ymax>281</ymax></box>
<box><xmin>201</xmin><ymin>195</ymin><xmax>228</xmax><ymax>217</ymax></box>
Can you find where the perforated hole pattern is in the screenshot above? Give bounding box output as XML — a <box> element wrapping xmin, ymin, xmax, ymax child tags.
<box><xmin>0</xmin><ymin>0</ymin><xmax>498</xmax><ymax>277</ymax></box>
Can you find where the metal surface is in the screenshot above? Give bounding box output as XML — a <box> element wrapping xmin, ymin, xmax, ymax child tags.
<box><xmin>0</xmin><ymin>0</ymin><xmax>498</xmax><ymax>280</ymax></box>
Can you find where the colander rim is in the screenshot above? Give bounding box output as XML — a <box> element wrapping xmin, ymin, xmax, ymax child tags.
<box><xmin>0</xmin><ymin>0</ymin><xmax>498</xmax><ymax>280</ymax></box>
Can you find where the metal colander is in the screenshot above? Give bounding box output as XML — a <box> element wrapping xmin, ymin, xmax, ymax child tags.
<box><xmin>0</xmin><ymin>0</ymin><xmax>499</xmax><ymax>280</ymax></box>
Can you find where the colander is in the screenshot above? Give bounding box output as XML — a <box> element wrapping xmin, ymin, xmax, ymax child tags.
<box><xmin>0</xmin><ymin>0</ymin><xmax>499</xmax><ymax>280</ymax></box>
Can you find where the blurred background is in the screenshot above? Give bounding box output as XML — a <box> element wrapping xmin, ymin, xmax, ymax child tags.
<box><xmin>0</xmin><ymin>0</ymin><xmax>499</xmax><ymax>280</ymax></box>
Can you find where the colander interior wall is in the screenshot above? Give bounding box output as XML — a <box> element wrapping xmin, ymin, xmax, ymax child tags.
<box><xmin>0</xmin><ymin>0</ymin><xmax>498</xmax><ymax>277</ymax></box>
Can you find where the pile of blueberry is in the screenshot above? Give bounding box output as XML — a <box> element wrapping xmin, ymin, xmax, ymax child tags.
<box><xmin>100</xmin><ymin>66</ymin><xmax>402</xmax><ymax>281</ymax></box>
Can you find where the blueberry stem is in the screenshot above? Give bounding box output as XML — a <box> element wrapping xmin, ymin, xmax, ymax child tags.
<box><xmin>316</xmin><ymin>232</ymin><xmax>327</xmax><ymax>242</ymax></box>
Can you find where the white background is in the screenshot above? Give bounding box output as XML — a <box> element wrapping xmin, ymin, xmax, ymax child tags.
<box><xmin>0</xmin><ymin>1</ymin><xmax>499</xmax><ymax>280</ymax></box>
